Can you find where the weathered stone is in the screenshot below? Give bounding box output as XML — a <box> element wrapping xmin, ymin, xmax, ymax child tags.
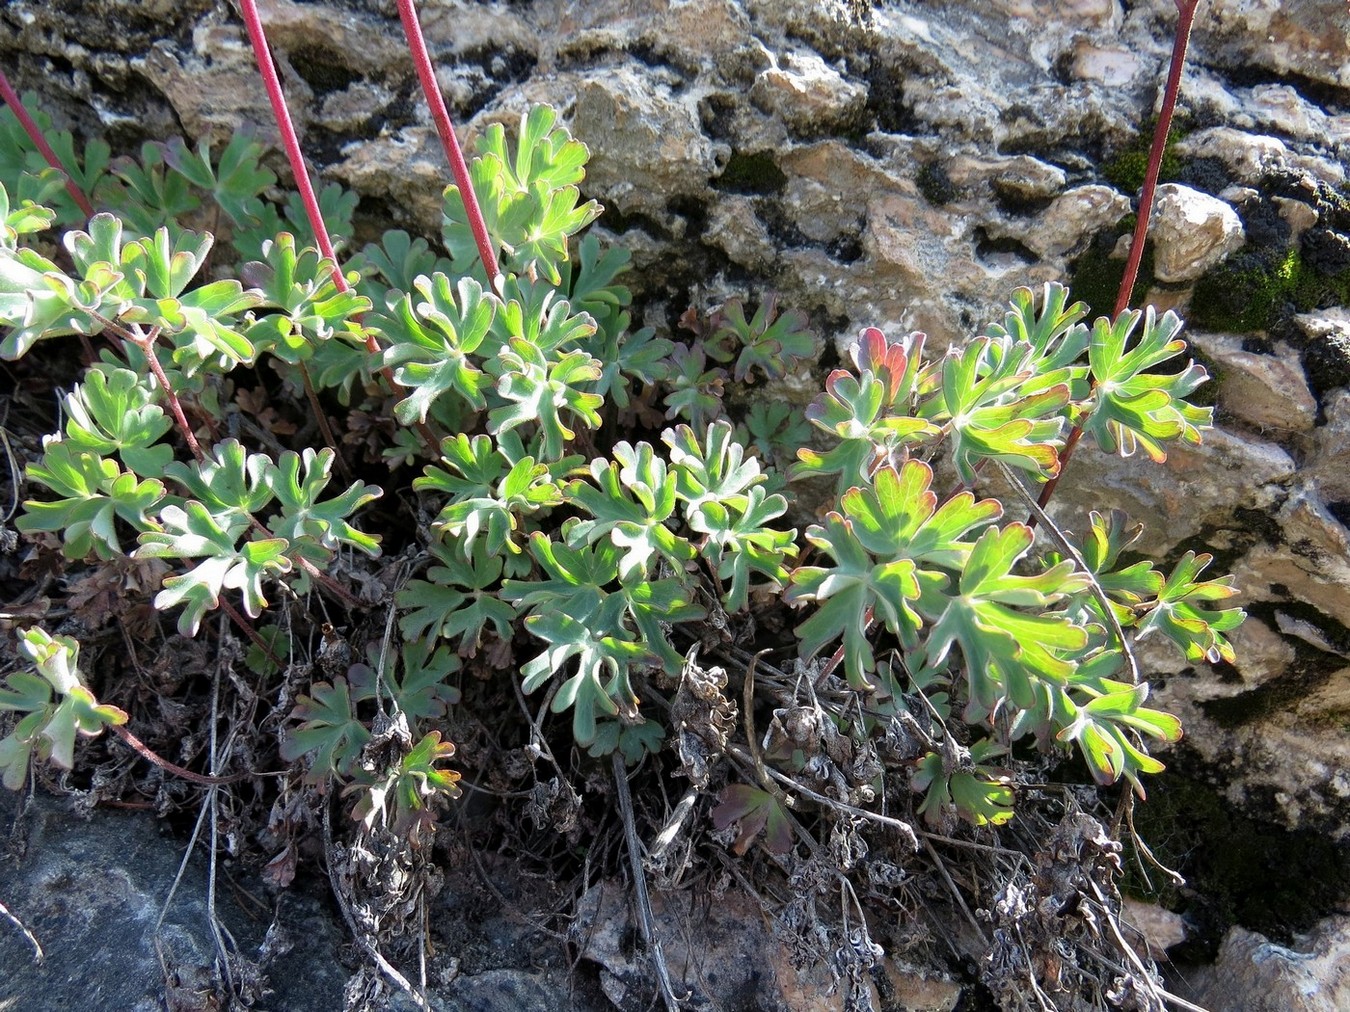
<box><xmin>1238</xmin><ymin>83</ymin><xmax>1333</xmax><ymax>144</ymax></box>
<box><xmin>0</xmin><ymin>793</ymin><xmax>349</xmax><ymax>1012</ymax></box>
<box><xmin>1190</xmin><ymin>333</ymin><xmax>1316</xmax><ymax>434</ymax></box>
<box><xmin>1185</xmin><ymin>917</ymin><xmax>1350</xmax><ymax>1012</ymax></box>
<box><xmin>1273</xmin><ymin>195</ymin><xmax>1321</xmax><ymax>240</ymax></box>
<box><xmin>1043</xmin><ymin>427</ymin><xmax>1295</xmax><ymax>557</ymax></box>
<box><xmin>1121</xmin><ymin>897</ymin><xmax>1188</xmax><ymax>961</ymax></box>
<box><xmin>331</xmin><ymin>126</ymin><xmax>449</xmax><ymax>238</ymax></box>
<box><xmin>570</xmin><ymin>67</ymin><xmax>724</xmax><ymax>222</ymax></box>
<box><xmin>1296</xmin><ymin>307</ymin><xmax>1350</xmax><ymax>396</ymax></box>
<box><xmin>136</xmin><ymin>25</ymin><xmax>283</xmax><ymax>149</ymax></box>
<box><xmin>1195</xmin><ymin>0</ymin><xmax>1350</xmax><ymax>90</ymax></box>
<box><xmin>1309</xmin><ymin>388</ymin><xmax>1350</xmax><ymax>505</ymax></box>
<box><xmin>1241</xmin><ymin>487</ymin><xmax>1350</xmax><ymax>633</ymax></box>
<box><xmin>1069</xmin><ymin>42</ymin><xmax>1146</xmax><ymax>87</ymax></box>
<box><xmin>1148</xmin><ymin>184</ymin><xmax>1245</xmax><ymax>282</ymax></box>
<box><xmin>1174</xmin><ymin>127</ymin><xmax>1294</xmax><ymax>186</ymax></box>
<box><xmin>749</xmin><ymin>49</ymin><xmax>866</xmax><ymax>134</ymax></box>
<box><xmin>1024</xmin><ymin>185</ymin><xmax>1131</xmax><ymax>259</ymax></box>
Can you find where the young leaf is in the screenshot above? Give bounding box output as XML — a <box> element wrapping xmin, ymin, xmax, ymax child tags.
<box><xmin>490</xmin><ymin>338</ymin><xmax>603</xmax><ymax>462</ymax></box>
<box><xmin>921</xmin><ymin>335</ymin><xmax>1069</xmax><ymax>484</ymax></box>
<box><xmin>377</xmin><ymin>273</ymin><xmax>495</xmax><ymax>425</ymax></box>
<box><xmin>1135</xmin><ymin>551</ymin><xmax>1244</xmax><ymax>663</ymax></box>
<box><xmin>690</xmin><ymin>485</ymin><xmax>798</xmax><ymax>612</ymax></box>
<box><xmin>266</xmin><ymin>447</ymin><xmax>383</xmax><ymax>558</ymax></box>
<box><xmin>921</xmin><ymin>523</ymin><xmax>1092</xmax><ymax>723</ymax></box>
<box><xmin>587</xmin><ymin>718</ymin><xmax>666</xmax><ymax>763</ymax></box>
<box><xmin>565</xmin><ymin>441</ymin><xmax>694</xmax><ymax>582</ymax></box>
<box><xmin>348</xmin><ymin>730</ymin><xmax>461</xmax><ymax>836</ymax></box>
<box><xmin>706</xmin><ymin>297</ymin><xmax>817</xmax><ymax>382</ymax></box>
<box><xmin>796</xmin><ymin>328</ymin><xmax>936</xmax><ymax>492</ymax></box>
<box><xmin>348</xmin><ymin>638</ymin><xmax>462</xmax><ymax>722</ymax></box>
<box><xmin>1081</xmin><ymin>306</ymin><xmax>1212</xmax><ymax>461</ymax></box>
<box><xmin>0</xmin><ymin>629</ymin><xmax>128</xmax><ymax>790</ymax></box>
<box><xmin>396</xmin><ymin>540</ymin><xmax>518</xmax><ymax>655</ymax></box>
<box><xmin>913</xmin><ymin>744</ymin><xmax>1015</xmax><ymax>828</ymax></box>
<box><xmin>244</xmin><ymin>232</ymin><xmax>370</xmax><ymax>361</ymax></box>
<box><xmin>164</xmin><ymin>438</ymin><xmax>275</xmax><ymax>523</ymax></box>
<box><xmin>426</xmin><ymin>453</ymin><xmax>564</xmax><ymax>559</ymax></box>
<box><xmin>61</xmin><ymin>366</ymin><xmax>173</xmax><ymax>475</ymax></box>
<box><xmin>136</xmin><ymin>502</ymin><xmax>293</xmax><ymax>635</ymax></box>
<box><xmin>665</xmin><ymin>421</ymin><xmax>767</xmax><ymax>512</ymax></box>
<box><xmin>661</xmin><ymin>343</ymin><xmax>726</xmax><ymax>430</ymax></box>
<box><xmin>19</xmin><ymin>441</ymin><xmax>166</xmax><ymax>560</ymax></box>
<box><xmin>787</xmin><ymin>460</ymin><xmax>1001</xmax><ymax>690</ymax></box>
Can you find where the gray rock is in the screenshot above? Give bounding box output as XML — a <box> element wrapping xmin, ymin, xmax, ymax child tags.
<box><xmin>1309</xmin><ymin>388</ymin><xmax>1350</xmax><ymax>504</ymax></box>
<box><xmin>1183</xmin><ymin>916</ymin><xmax>1350</xmax><ymax>1012</ymax></box>
<box><xmin>1190</xmin><ymin>333</ymin><xmax>1316</xmax><ymax>434</ymax></box>
<box><xmin>1148</xmin><ymin>184</ymin><xmax>1245</xmax><ymax>282</ymax></box>
<box><xmin>1174</xmin><ymin>127</ymin><xmax>1294</xmax><ymax>186</ymax></box>
<box><xmin>1296</xmin><ymin>307</ymin><xmax>1350</xmax><ymax>396</ymax></box>
<box><xmin>1194</xmin><ymin>0</ymin><xmax>1350</xmax><ymax>90</ymax></box>
<box><xmin>749</xmin><ymin>50</ymin><xmax>866</xmax><ymax>134</ymax></box>
<box><xmin>570</xmin><ymin>68</ymin><xmax>724</xmax><ymax>224</ymax></box>
<box><xmin>0</xmin><ymin>792</ymin><xmax>347</xmax><ymax>1011</ymax></box>
<box><xmin>1025</xmin><ymin>185</ymin><xmax>1131</xmax><ymax>259</ymax></box>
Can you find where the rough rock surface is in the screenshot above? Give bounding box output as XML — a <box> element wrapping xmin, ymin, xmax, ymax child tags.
<box><xmin>1182</xmin><ymin>916</ymin><xmax>1350</xmax><ymax>1012</ymax></box>
<box><xmin>2</xmin><ymin>0</ymin><xmax>1349</xmax><ymax>1006</ymax></box>
<box><xmin>1148</xmin><ymin>183</ymin><xmax>1245</xmax><ymax>282</ymax></box>
<box><xmin>0</xmin><ymin>792</ymin><xmax>607</xmax><ymax>1012</ymax></box>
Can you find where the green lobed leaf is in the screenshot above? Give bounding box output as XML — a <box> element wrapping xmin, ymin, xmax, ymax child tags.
<box><xmin>18</xmin><ymin>440</ymin><xmax>165</xmax><ymax>560</ymax></box>
<box><xmin>396</xmin><ymin>540</ymin><xmax>518</xmax><ymax>655</ymax></box>
<box><xmin>136</xmin><ymin>501</ymin><xmax>293</xmax><ymax>635</ymax></box>
<box><xmin>1081</xmin><ymin>305</ymin><xmax>1212</xmax><ymax>462</ymax></box>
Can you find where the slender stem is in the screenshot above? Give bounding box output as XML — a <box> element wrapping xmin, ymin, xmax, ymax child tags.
<box><xmin>219</xmin><ymin>597</ymin><xmax>288</xmax><ymax>669</ymax></box>
<box><xmin>1037</xmin><ymin>0</ymin><xmax>1199</xmax><ymax>515</ymax></box>
<box><xmin>237</xmin><ymin>0</ymin><xmax>345</xmax><ymax>289</ymax></box>
<box><xmin>0</xmin><ymin>70</ymin><xmax>97</xmax><ymax>220</ymax></box>
<box><xmin>300</xmin><ymin>361</ymin><xmax>354</xmax><ymax>483</ymax></box>
<box><xmin>136</xmin><ymin>327</ymin><xmax>205</xmax><ymax>461</ymax></box>
<box><xmin>394</xmin><ymin>0</ymin><xmax>500</xmax><ymax>288</ymax></box>
<box><xmin>236</xmin><ymin>0</ymin><xmax>439</xmax><ymax>451</ymax></box>
<box><xmin>111</xmin><ymin>722</ymin><xmax>276</xmax><ymax>786</ymax></box>
<box><xmin>1114</xmin><ymin>0</ymin><xmax>1199</xmax><ymax>318</ymax></box>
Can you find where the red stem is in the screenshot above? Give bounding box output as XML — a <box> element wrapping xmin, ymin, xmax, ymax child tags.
<box><xmin>136</xmin><ymin>327</ymin><xmax>205</xmax><ymax>461</ymax></box>
<box><xmin>0</xmin><ymin>69</ymin><xmax>97</xmax><ymax>220</ymax></box>
<box><xmin>1036</xmin><ymin>0</ymin><xmax>1199</xmax><ymax>516</ymax></box>
<box><xmin>237</xmin><ymin>0</ymin><xmax>347</xmax><ymax>292</ymax></box>
<box><xmin>1113</xmin><ymin>0</ymin><xmax>1199</xmax><ymax>318</ymax></box>
<box><xmin>394</xmin><ymin>0</ymin><xmax>501</xmax><ymax>287</ymax></box>
<box><xmin>111</xmin><ymin>723</ymin><xmax>275</xmax><ymax>786</ymax></box>
<box><xmin>236</xmin><ymin>0</ymin><xmax>439</xmax><ymax>450</ymax></box>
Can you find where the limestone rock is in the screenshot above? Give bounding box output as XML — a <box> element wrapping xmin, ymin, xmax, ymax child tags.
<box><xmin>1121</xmin><ymin>897</ymin><xmax>1187</xmax><ymax>960</ymax></box>
<box><xmin>570</xmin><ymin>67</ymin><xmax>723</xmax><ymax>222</ymax></box>
<box><xmin>1190</xmin><ymin>333</ymin><xmax>1316</xmax><ymax>434</ymax></box>
<box><xmin>1174</xmin><ymin>127</ymin><xmax>1294</xmax><ymax>186</ymax></box>
<box><xmin>1025</xmin><ymin>185</ymin><xmax>1131</xmax><ymax>259</ymax></box>
<box><xmin>1185</xmin><ymin>917</ymin><xmax>1350</xmax><ymax>1012</ymax></box>
<box><xmin>1195</xmin><ymin>0</ymin><xmax>1350</xmax><ymax>90</ymax></box>
<box><xmin>1238</xmin><ymin>83</ymin><xmax>1334</xmax><ymax>144</ymax></box>
<box><xmin>1296</xmin><ymin>307</ymin><xmax>1350</xmax><ymax>396</ymax></box>
<box><xmin>1148</xmin><ymin>184</ymin><xmax>1245</xmax><ymax>282</ymax></box>
<box><xmin>749</xmin><ymin>49</ymin><xmax>866</xmax><ymax>135</ymax></box>
<box><xmin>1042</xmin><ymin>427</ymin><xmax>1295</xmax><ymax>557</ymax></box>
<box><xmin>1309</xmin><ymin>388</ymin><xmax>1350</xmax><ymax>504</ymax></box>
